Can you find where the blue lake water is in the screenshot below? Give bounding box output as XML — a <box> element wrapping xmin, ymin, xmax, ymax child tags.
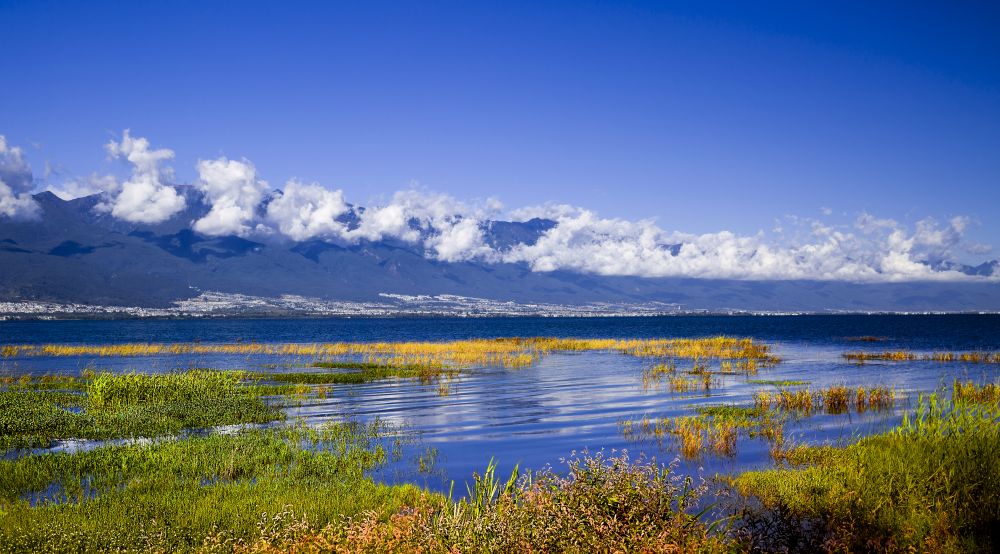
<box><xmin>2</xmin><ymin>315</ymin><xmax>999</xmax><ymax>492</ymax></box>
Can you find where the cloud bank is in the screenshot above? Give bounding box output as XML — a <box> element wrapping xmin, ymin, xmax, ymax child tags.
<box><xmin>6</xmin><ymin>130</ymin><xmax>998</xmax><ymax>282</ymax></box>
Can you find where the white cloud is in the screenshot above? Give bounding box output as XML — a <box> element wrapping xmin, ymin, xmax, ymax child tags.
<box><xmin>425</xmin><ymin>217</ymin><xmax>491</xmax><ymax>262</ymax></box>
<box><xmin>498</xmin><ymin>206</ymin><xmax>984</xmax><ymax>282</ymax></box>
<box><xmin>265</xmin><ymin>179</ymin><xmax>350</xmax><ymax>241</ymax></box>
<box><xmin>193</xmin><ymin>157</ymin><xmax>268</xmax><ymax>236</ymax></box>
<box><xmin>46</xmin><ymin>173</ymin><xmax>116</xmax><ymax>200</ymax></box>
<box><xmin>0</xmin><ymin>135</ymin><xmax>40</xmax><ymax>220</ymax></box>
<box><xmin>99</xmin><ymin>130</ymin><xmax>185</xmax><ymax>224</ymax></box>
<box><xmin>344</xmin><ymin>190</ymin><xmax>494</xmax><ymax>261</ymax></box>
<box><xmin>508</xmin><ymin>203</ymin><xmax>583</xmax><ymax>222</ymax></box>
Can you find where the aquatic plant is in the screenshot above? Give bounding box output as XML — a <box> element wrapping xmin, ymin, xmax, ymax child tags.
<box><xmin>953</xmin><ymin>379</ymin><xmax>1000</xmax><ymax>407</ymax></box>
<box><xmin>622</xmin><ymin>404</ymin><xmax>784</xmax><ymax>459</ymax></box>
<box><xmin>0</xmin><ymin>374</ymin><xmax>86</xmax><ymax>392</ymax></box>
<box><xmin>754</xmin><ymin>385</ymin><xmax>895</xmax><ymax>416</ymax></box>
<box><xmin>665</xmin><ymin>375</ymin><xmax>717</xmax><ymax>394</ymax></box>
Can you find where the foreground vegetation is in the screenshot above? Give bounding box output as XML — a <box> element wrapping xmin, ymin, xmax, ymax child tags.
<box><xmin>735</xmin><ymin>393</ymin><xmax>1000</xmax><ymax>552</ymax></box>
<box><xmin>5</xmin><ymin>388</ymin><xmax>997</xmax><ymax>553</ymax></box>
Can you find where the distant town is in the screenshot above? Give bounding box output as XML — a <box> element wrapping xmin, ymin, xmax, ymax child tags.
<box><xmin>0</xmin><ymin>291</ymin><xmax>690</xmax><ymax>319</ymax></box>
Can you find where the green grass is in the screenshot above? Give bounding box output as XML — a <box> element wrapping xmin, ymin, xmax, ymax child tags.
<box><xmin>0</xmin><ymin>371</ymin><xmax>282</xmax><ymax>452</ymax></box>
<box><xmin>695</xmin><ymin>404</ymin><xmax>771</xmax><ymax>421</ymax></box>
<box><xmin>0</xmin><ymin>421</ymin><xmax>433</xmax><ymax>552</ymax></box>
<box><xmin>249</xmin><ymin>361</ymin><xmax>456</xmax><ymax>386</ymax></box>
<box><xmin>87</xmin><ymin>370</ymin><xmax>247</xmax><ymax>409</ymax></box>
<box><xmin>734</xmin><ymin>395</ymin><xmax>1000</xmax><ymax>552</ymax></box>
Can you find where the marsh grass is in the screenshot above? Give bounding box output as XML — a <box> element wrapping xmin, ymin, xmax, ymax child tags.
<box><xmin>621</xmin><ymin>404</ymin><xmax>785</xmax><ymax>459</ymax></box>
<box><xmin>4</xmin><ymin>336</ymin><xmax>776</xmax><ymax>369</ymax></box>
<box><xmin>844</xmin><ymin>350</ymin><xmax>1000</xmax><ymax>364</ymax></box>
<box><xmin>0</xmin><ymin>371</ymin><xmax>281</xmax><ymax>452</ymax></box>
<box><xmin>734</xmin><ymin>395</ymin><xmax>1000</xmax><ymax>552</ymax></box>
<box><xmin>666</xmin><ymin>374</ymin><xmax>718</xmax><ymax>394</ymax></box>
<box><xmin>754</xmin><ymin>385</ymin><xmax>895</xmax><ymax>415</ymax></box>
<box><xmin>953</xmin><ymin>379</ymin><xmax>1000</xmax><ymax>407</ymax></box>
<box><xmin>87</xmin><ymin>370</ymin><xmax>246</xmax><ymax>410</ymax></box>
<box><xmin>0</xmin><ymin>420</ymin><xmax>730</xmax><ymax>553</ymax></box>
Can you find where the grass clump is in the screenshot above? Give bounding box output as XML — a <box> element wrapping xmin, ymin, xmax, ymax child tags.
<box><xmin>0</xmin><ymin>391</ymin><xmax>87</xmax><ymax>451</ymax></box>
<box><xmin>754</xmin><ymin>385</ymin><xmax>895</xmax><ymax>415</ymax></box>
<box><xmin>87</xmin><ymin>370</ymin><xmax>245</xmax><ymax>410</ymax></box>
<box><xmin>734</xmin><ymin>395</ymin><xmax>1000</xmax><ymax>552</ymax></box>
<box><xmin>622</xmin><ymin>404</ymin><xmax>784</xmax><ymax>459</ymax></box>
<box><xmin>954</xmin><ymin>379</ymin><xmax>1000</xmax><ymax>407</ymax></box>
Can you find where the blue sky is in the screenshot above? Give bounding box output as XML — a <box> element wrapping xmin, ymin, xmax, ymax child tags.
<box><xmin>2</xmin><ymin>0</ymin><xmax>999</xmax><ymax>250</ymax></box>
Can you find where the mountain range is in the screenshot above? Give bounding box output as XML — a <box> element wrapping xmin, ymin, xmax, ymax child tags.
<box><xmin>1</xmin><ymin>190</ymin><xmax>998</xmax><ymax>313</ymax></box>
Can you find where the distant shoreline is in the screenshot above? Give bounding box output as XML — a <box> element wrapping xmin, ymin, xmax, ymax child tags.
<box><xmin>3</xmin><ymin>311</ymin><xmax>999</xmax><ymax>322</ymax></box>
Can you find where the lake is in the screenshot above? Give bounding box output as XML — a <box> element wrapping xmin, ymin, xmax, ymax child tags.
<box><xmin>3</xmin><ymin>314</ymin><xmax>999</xmax><ymax>491</ymax></box>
